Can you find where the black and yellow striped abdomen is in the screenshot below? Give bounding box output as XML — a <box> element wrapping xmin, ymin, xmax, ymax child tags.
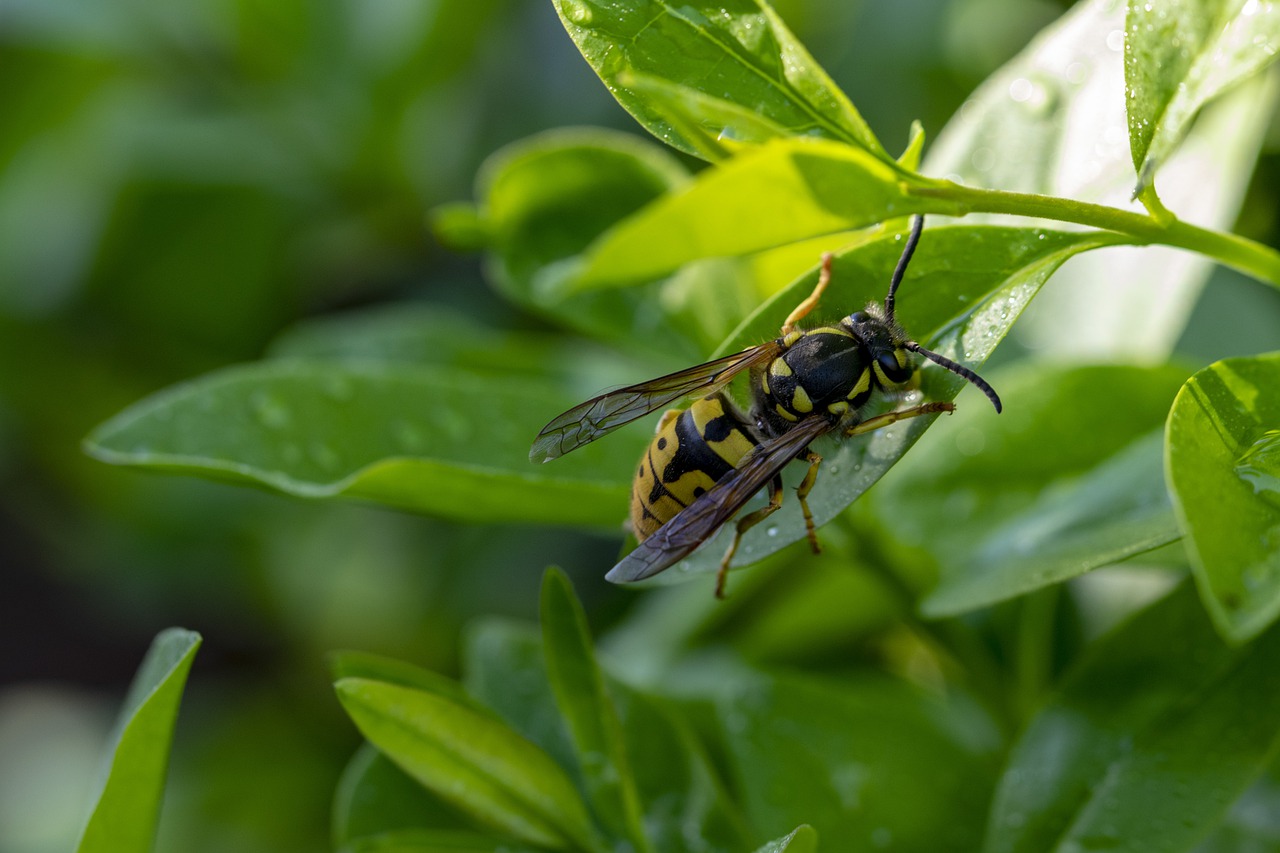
<box><xmin>629</xmin><ymin>393</ymin><xmax>760</xmax><ymax>540</ymax></box>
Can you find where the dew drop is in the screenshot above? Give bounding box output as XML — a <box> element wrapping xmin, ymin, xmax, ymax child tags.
<box><xmin>392</xmin><ymin>419</ymin><xmax>427</xmax><ymax>453</ymax></box>
<box><xmin>559</xmin><ymin>0</ymin><xmax>593</xmax><ymax>25</ymax></box>
<box><xmin>252</xmin><ymin>391</ymin><xmax>291</xmax><ymax>430</ymax></box>
<box><xmin>310</xmin><ymin>442</ymin><xmax>341</xmax><ymax>472</ymax></box>
<box><xmin>1235</xmin><ymin>429</ymin><xmax>1280</xmax><ymax>507</ymax></box>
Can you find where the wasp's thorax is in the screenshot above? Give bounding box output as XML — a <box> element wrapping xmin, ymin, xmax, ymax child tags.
<box><xmin>749</xmin><ymin>303</ymin><xmax>917</xmax><ymax>439</ymax></box>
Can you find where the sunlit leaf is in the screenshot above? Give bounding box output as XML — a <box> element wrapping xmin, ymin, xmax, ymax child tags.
<box><xmin>645</xmin><ymin>225</ymin><xmax>1122</xmax><ymax>586</ymax></box>
<box><xmin>985</xmin><ymin>582</ymin><xmax>1280</xmax><ymax>852</ymax></box>
<box><xmin>1166</xmin><ymin>351</ymin><xmax>1280</xmax><ymax>642</ymax></box>
<box><xmin>572</xmin><ymin>138</ymin><xmax>954</xmax><ymax>290</ymax></box>
<box><xmin>84</xmin><ymin>362</ymin><xmax>633</xmax><ymax>528</ymax></box>
<box><xmin>925</xmin><ymin>0</ymin><xmax>1277</xmax><ymax>361</ymax></box>
<box><xmin>550</xmin><ymin>0</ymin><xmax>887</xmax><ymax>161</ymax></box>
<box><xmin>1125</xmin><ymin>0</ymin><xmax>1280</xmax><ymax>196</ymax></box>
<box><xmin>75</xmin><ymin>628</ymin><xmax>201</xmax><ymax>853</ymax></box>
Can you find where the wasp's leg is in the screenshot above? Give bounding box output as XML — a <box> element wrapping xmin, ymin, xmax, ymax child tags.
<box><xmin>795</xmin><ymin>451</ymin><xmax>822</xmax><ymax>555</ymax></box>
<box><xmin>715</xmin><ymin>474</ymin><xmax>785</xmax><ymax>599</ymax></box>
<box><xmin>845</xmin><ymin>401</ymin><xmax>955</xmax><ymax>438</ymax></box>
<box><xmin>781</xmin><ymin>253</ymin><xmax>834</xmax><ymax>336</ymax></box>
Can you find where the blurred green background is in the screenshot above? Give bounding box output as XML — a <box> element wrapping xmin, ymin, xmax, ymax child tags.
<box><xmin>2</xmin><ymin>1</ymin><xmax>1278</xmax><ymax>851</ymax></box>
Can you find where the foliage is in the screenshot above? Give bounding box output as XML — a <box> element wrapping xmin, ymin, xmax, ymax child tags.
<box><xmin>15</xmin><ymin>0</ymin><xmax>1280</xmax><ymax>851</ymax></box>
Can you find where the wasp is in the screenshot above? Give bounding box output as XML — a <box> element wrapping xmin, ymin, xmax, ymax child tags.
<box><xmin>531</xmin><ymin>216</ymin><xmax>1002</xmax><ymax>597</ymax></box>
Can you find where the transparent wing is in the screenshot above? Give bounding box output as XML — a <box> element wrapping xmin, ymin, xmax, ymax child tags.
<box><xmin>605</xmin><ymin>415</ymin><xmax>833</xmax><ymax>584</ymax></box>
<box><xmin>530</xmin><ymin>344</ymin><xmax>781</xmax><ymax>462</ymax></box>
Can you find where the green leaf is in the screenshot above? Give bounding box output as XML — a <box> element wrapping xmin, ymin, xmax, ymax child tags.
<box><xmin>75</xmin><ymin>628</ymin><xmax>201</xmax><ymax>853</ymax></box>
<box><xmin>924</xmin><ymin>0</ymin><xmax>1140</xmax><ymax>200</ymax></box>
<box><xmin>466</xmin><ymin>619</ymin><xmax>749</xmax><ymax>852</ymax></box>
<box><xmin>751</xmin><ymin>825</ymin><xmax>818</xmax><ymax>853</ymax></box>
<box><xmin>1194</xmin><ymin>761</ymin><xmax>1280</xmax><ymax>852</ymax></box>
<box><xmin>870</xmin><ymin>363</ymin><xmax>1189</xmax><ymax>616</ymax></box>
<box><xmin>617</xmin><ymin>71</ymin><xmax>796</xmax><ymax>162</ymax></box>
<box><xmin>718</xmin><ymin>672</ymin><xmax>998</xmax><ymax>851</ymax></box>
<box><xmin>539</xmin><ymin>569</ymin><xmax>650</xmax><ymax>852</ymax></box>
<box><xmin>454</xmin><ymin>127</ymin><xmax>705</xmax><ymax>359</ymax></box>
<box><xmin>1125</xmin><ymin>0</ymin><xmax>1280</xmax><ymax>196</ymax></box>
<box><xmin>333</xmin><ymin>743</ymin><xmax>471</xmax><ymax>847</ymax></box>
<box><xmin>340</xmin><ymin>828</ymin><xmax>538</xmax><ymax>852</ymax></box>
<box><xmin>335</xmin><ymin>678</ymin><xmax>604</xmax><ymax>853</ymax></box>
<box><xmin>550</xmin><ymin>0</ymin><xmax>887</xmax><ymax>161</ymax></box>
<box><xmin>613</xmin><ymin>688</ymin><xmax>750</xmax><ymax>852</ymax></box>
<box><xmin>329</xmin><ymin>652</ymin><xmax>494</xmax><ymax>718</ymax></box>
<box><xmin>985</xmin><ymin>582</ymin><xmax>1280</xmax><ymax>853</ymax></box>
<box><xmin>1166</xmin><ymin>351</ymin><xmax>1280</xmax><ymax>642</ymax></box>
<box><xmin>648</xmin><ymin>225</ymin><xmax>1120</xmax><ymax>586</ymax></box>
<box><xmin>268</xmin><ymin>303</ymin><xmax>642</xmax><ymax>385</ymax></box>
<box><xmin>573</xmin><ymin>138</ymin><xmax>954</xmax><ymax>290</ymax></box>
<box><xmin>84</xmin><ymin>361</ymin><xmax>632</xmax><ymax>528</ymax></box>
<box><xmin>925</xmin><ymin>0</ymin><xmax>1277</xmax><ymax>360</ymax></box>
<box><xmin>462</xmin><ymin>620</ymin><xmax>578</xmax><ymax>774</ymax></box>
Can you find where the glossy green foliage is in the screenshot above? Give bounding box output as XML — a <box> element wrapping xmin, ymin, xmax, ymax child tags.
<box><xmin>571</xmin><ymin>140</ymin><xmax>946</xmax><ymax>289</ymax></box>
<box><xmin>57</xmin><ymin>0</ymin><xmax>1280</xmax><ymax>850</ymax></box>
<box><xmin>85</xmin><ymin>361</ymin><xmax>631</xmax><ymax>528</ymax></box>
<box><xmin>550</xmin><ymin>0</ymin><xmax>887</xmax><ymax>161</ymax></box>
<box><xmin>1167</xmin><ymin>352</ymin><xmax>1280</xmax><ymax>642</ymax></box>
<box><xmin>1125</xmin><ymin>0</ymin><xmax>1280</xmax><ymax>197</ymax></box>
<box><xmin>75</xmin><ymin>629</ymin><xmax>201</xmax><ymax>853</ymax></box>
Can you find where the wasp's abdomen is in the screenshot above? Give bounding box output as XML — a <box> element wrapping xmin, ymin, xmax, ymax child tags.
<box><xmin>630</xmin><ymin>393</ymin><xmax>759</xmax><ymax>541</ymax></box>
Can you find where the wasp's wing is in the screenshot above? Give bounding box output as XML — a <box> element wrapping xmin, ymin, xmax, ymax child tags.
<box><xmin>605</xmin><ymin>415</ymin><xmax>833</xmax><ymax>584</ymax></box>
<box><xmin>530</xmin><ymin>344</ymin><xmax>780</xmax><ymax>462</ymax></box>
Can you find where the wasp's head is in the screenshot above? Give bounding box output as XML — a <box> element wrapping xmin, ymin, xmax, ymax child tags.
<box><xmin>872</xmin><ymin>215</ymin><xmax>1003</xmax><ymax>413</ymax></box>
<box><xmin>842</xmin><ymin>306</ymin><xmax>914</xmax><ymax>389</ymax></box>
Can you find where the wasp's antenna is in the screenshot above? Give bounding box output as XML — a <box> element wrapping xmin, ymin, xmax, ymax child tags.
<box><xmin>905</xmin><ymin>341</ymin><xmax>1003</xmax><ymax>413</ymax></box>
<box><xmin>884</xmin><ymin>214</ymin><xmax>925</xmax><ymax>323</ymax></box>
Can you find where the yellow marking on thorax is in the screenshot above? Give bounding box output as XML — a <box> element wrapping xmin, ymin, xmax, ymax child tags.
<box><xmin>846</xmin><ymin>368</ymin><xmax>872</xmax><ymax>400</ymax></box>
<box><xmin>774</xmin><ymin>403</ymin><xmax>798</xmax><ymax>422</ymax></box>
<box><xmin>791</xmin><ymin>384</ymin><xmax>813</xmax><ymax>413</ymax></box>
<box><xmin>812</xmin><ymin>324</ymin><xmax>854</xmax><ymax>338</ymax></box>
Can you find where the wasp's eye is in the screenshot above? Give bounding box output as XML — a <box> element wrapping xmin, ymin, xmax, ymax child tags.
<box><xmin>848</xmin><ymin>311</ymin><xmax>870</xmax><ymax>326</ymax></box>
<box><xmin>878</xmin><ymin>351</ymin><xmax>908</xmax><ymax>382</ymax></box>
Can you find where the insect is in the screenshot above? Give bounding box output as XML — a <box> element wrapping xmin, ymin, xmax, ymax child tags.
<box><xmin>531</xmin><ymin>216</ymin><xmax>1002</xmax><ymax>597</ymax></box>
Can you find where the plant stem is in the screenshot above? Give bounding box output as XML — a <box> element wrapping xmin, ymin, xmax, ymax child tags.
<box><xmin>912</xmin><ymin>181</ymin><xmax>1280</xmax><ymax>287</ymax></box>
